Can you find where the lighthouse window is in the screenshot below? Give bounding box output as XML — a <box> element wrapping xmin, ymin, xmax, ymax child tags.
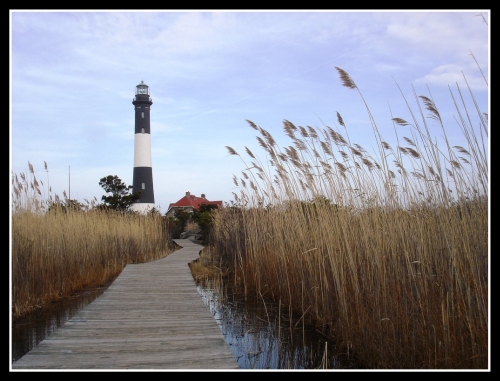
<box><xmin>141</xmin><ymin>112</ymin><xmax>144</xmax><ymax>118</ymax></box>
<box><xmin>141</xmin><ymin>128</ymin><xmax>145</xmax><ymax>134</ymax></box>
<box><xmin>142</xmin><ymin>183</ymin><xmax>145</xmax><ymax>190</ymax></box>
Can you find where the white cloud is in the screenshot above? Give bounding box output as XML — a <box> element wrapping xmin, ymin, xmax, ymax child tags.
<box><xmin>414</xmin><ymin>63</ymin><xmax>488</xmax><ymax>91</ymax></box>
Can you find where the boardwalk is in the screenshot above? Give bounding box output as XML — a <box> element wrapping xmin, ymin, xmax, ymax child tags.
<box><xmin>12</xmin><ymin>239</ymin><xmax>239</xmax><ymax>370</ymax></box>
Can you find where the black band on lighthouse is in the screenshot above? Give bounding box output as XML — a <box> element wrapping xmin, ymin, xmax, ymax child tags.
<box><xmin>132</xmin><ymin>166</ymin><xmax>155</xmax><ymax>204</ymax></box>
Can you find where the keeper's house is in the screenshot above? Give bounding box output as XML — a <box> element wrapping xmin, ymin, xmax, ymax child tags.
<box><xmin>165</xmin><ymin>191</ymin><xmax>223</xmax><ymax>218</ymax></box>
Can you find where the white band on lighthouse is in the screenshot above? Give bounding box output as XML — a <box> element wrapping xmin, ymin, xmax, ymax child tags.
<box><xmin>130</xmin><ymin>202</ymin><xmax>155</xmax><ymax>213</ymax></box>
<box><xmin>133</xmin><ymin>134</ymin><xmax>152</xmax><ymax>167</ymax></box>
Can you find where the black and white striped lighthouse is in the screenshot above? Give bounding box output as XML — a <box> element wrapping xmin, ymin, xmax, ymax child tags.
<box><xmin>130</xmin><ymin>81</ymin><xmax>155</xmax><ymax>213</ymax></box>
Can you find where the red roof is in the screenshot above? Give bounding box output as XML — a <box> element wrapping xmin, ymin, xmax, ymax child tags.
<box><xmin>167</xmin><ymin>192</ymin><xmax>222</xmax><ymax>212</ymax></box>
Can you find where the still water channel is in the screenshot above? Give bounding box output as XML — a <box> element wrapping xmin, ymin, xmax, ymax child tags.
<box><xmin>11</xmin><ymin>278</ymin><xmax>344</xmax><ymax>369</ymax></box>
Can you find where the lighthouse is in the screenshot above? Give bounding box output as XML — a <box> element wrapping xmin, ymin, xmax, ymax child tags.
<box><xmin>130</xmin><ymin>81</ymin><xmax>155</xmax><ymax>213</ymax></box>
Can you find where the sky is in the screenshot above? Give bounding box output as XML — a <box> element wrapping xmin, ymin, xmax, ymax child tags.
<box><xmin>10</xmin><ymin>10</ymin><xmax>490</xmax><ymax>214</ymax></box>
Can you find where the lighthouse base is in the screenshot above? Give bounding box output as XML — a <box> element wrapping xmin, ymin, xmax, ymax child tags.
<box><xmin>130</xmin><ymin>203</ymin><xmax>156</xmax><ymax>214</ymax></box>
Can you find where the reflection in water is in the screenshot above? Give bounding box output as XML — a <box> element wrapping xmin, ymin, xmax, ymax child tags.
<box><xmin>197</xmin><ymin>282</ymin><xmax>342</xmax><ymax>369</ymax></box>
<box><xmin>12</xmin><ymin>281</ymin><xmax>343</xmax><ymax>369</ymax></box>
<box><xmin>11</xmin><ymin>287</ymin><xmax>109</xmax><ymax>364</ymax></box>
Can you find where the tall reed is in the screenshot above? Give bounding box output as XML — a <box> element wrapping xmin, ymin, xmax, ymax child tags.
<box><xmin>211</xmin><ymin>64</ymin><xmax>488</xmax><ymax>368</ymax></box>
<box><xmin>11</xmin><ymin>163</ymin><xmax>174</xmax><ymax>318</ymax></box>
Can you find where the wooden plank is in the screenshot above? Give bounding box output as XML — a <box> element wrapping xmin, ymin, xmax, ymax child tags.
<box><xmin>11</xmin><ymin>239</ymin><xmax>239</xmax><ymax>370</ymax></box>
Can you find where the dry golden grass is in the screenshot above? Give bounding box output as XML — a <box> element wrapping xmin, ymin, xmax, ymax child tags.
<box><xmin>11</xmin><ymin>168</ymin><xmax>175</xmax><ymax>319</ymax></box>
<box><xmin>208</xmin><ymin>64</ymin><xmax>488</xmax><ymax>369</ymax></box>
<box><xmin>189</xmin><ymin>246</ymin><xmax>226</xmax><ymax>283</ymax></box>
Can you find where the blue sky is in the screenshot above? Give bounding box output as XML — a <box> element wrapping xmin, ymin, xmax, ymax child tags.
<box><xmin>10</xmin><ymin>10</ymin><xmax>489</xmax><ymax>214</ymax></box>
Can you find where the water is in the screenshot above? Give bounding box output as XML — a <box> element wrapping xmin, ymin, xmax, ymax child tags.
<box><xmin>11</xmin><ymin>286</ymin><xmax>110</xmax><ymax>364</ymax></box>
<box><xmin>197</xmin><ymin>283</ymin><xmax>342</xmax><ymax>369</ymax></box>
<box><xmin>11</xmin><ymin>281</ymin><xmax>343</xmax><ymax>369</ymax></box>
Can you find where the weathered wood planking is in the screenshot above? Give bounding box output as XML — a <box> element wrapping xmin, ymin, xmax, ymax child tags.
<box><xmin>11</xmin><ymin>239</ymin><xmax>239</xmax><ymax>370</ymax></box>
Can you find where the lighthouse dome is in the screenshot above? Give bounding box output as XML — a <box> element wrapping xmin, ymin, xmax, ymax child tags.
<box><xmin>136</xmin><ymin>81</ymin><xmax>149</xmax><ymax>95</ymax></box>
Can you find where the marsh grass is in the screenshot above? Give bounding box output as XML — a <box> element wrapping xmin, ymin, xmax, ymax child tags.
<box><xmin>189</xmin><ymin>245</ymin><xmax>227</xmax><ymax>283</ymax></box>
<box><xmin>211</xmin><ymin>65</ymin><xmax>488</xmax><ymax>368</ymax></box>
<box><xmin>11</xmin><ymin>165</ymin><xmax>174</xmax><ymax>319</ymax></box>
